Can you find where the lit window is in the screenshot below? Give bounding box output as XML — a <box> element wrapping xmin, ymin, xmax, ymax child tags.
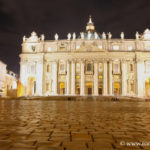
<box><xmin>98</xmin><ymin>45</ymin><xmax>102</xmax><ymax>49</ymax></box>
<box><xmin>87</xmin><ymin>63</ymin><xmax>92</xmax><ymax>71</ymax></box>
<box><xmin>48</xmin><ymin>47</ymin><xmax>51</xmax><ymax>52</ymax></box>
<box><xmin>128</xmin><ymin>46</ymin><xmax>133</xmax><ymax>51</ymax></box>
<box><xmin>113</xmin><ymin>62</ymin><xmax>120</xmax><ymax>74</ymax></box>
<box><xmin>76</xmin><ymin>76</ymin><xmax>80</xmax><ymax>79</ymax></box>
<box><xmin>76</xmin><ymin>45</ymin><xmax>80</xmax><ymax>49</ymax></box>
<box><xmin>113</xmin><ymin>45</ymin><xmax>119</xmax><ymax>50</ymax></box>
<box><xmin>60</xmin><ymin>46</ymin><xmax>65</xmax><ymax>51</ymax></box>
<box><xmin>99</xmin><ymin>75</ymin><xmax>103</xmax><ymax>79</ymax></box>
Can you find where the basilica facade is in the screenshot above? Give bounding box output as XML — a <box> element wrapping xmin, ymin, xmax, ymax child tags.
<box><xmin>20</xmin><ymin>17</ymin><xmax>150</xmax><ymax>97</ymax></box>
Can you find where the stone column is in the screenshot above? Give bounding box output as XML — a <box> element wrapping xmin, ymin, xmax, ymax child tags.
<box><xmin>52</xmin><ymin>61</ymin><xmax>58</xmax><ymax>95</ymax></box>
<box><xmin>20</xmin><ymin>62</ymin><xmax>27</xmax><ymax>96</ymax></box>
<box><xmin>80</xmin><ymin>61</ymin><xmax>85</xmax><ymax>95</ymax></box>
<box><xmin>109</xmin><ymin>61</ymin><xmax>112</xmax><ymax>95</ymax></box>
<box><xmin>94</xmin><ymin>62</ymin><xmax>98</xmax><ymax>95</ymax></box>
<box><xmin>103</xmin><ymin>60</ymin><xmax>108</xmax><ymax>95</ymax></box>
<box><xmin>122</xmin><ymin>60</ymin><xmax>127</xmax><ymax>96</ymax></box>
<box><xmin>136</xmin><ymin>60</ymin><xmax>144</xmax><ymax>97</ymax></box>
<box><xmin>36</xmin><ymin>61</ymin><xmax>43</xmax><ymax>96</ymax></box>
<box><xmin>71</xmin><ymin>61</ymin><xmax>75</xmax><ymax>95</ymax></box>
<box><xmin>66</xmin><ymin>61</ymin><xmax>71</xmax><ymax>95</ymax></box>
<box><xmin>20</xmin><ymin>62</ymin><xmax>27</xmax><ymax>86</ymax></box>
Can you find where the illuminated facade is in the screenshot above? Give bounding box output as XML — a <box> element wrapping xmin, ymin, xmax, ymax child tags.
<box><xmin>20</xmin><ymin>17</ymin><xmax>150</xmax><ymax>97</ymax></box>
<box><xmin>0</xmin><ymin>61</ymin><xmax>17</xmax><ymax>97</ymax></box>
<box><xmin>0</xmin><ymin>61</ymin><xmax>7</xmax><ymax>96</ymax></box>
<box><xmin>5</xmin><ymin>71</ymin><xmax>17</xmax><ymax>97</ymax></box>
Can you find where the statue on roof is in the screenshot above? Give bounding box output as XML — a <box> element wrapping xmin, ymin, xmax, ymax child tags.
<box><xmin>67</xmin><ymin>33</ymin><xmax>71</xmax><ymax>40</ymax></box>
<box><xmin>94</xmin><ymin>32</ymin><xmax>98</xmax><ymax>39</ymax></box>
<box><xmin>73</xmin><ymin>32</ymin><xmax>76</xmax><ymax>40</ymax></box>
<box><xmin>121</xmin><ymin>32</ymin><xmax>124</xmax><ymax>39</ymax></box>
<box><xmin>80</xmin><ymin>32</ymin><xmax>84</xmax><ymax>39</ymax></box>
<box><xmin>23</xmin><ymin>36</ymin><xmax>26</xmax><ymax>42</ymax></box>
<box><xmin>135</xmin><ymin>32</ymin><xmax>140</xmax><ymax>40</ymax></box>
<box><xmin>55</xmin><ymin>33</ymin><xmax>59</xmax><ymax>40</ymax></box>
<box><xmin>41</xmin><ymin>34</ymin><xmax>45</xmax><ymax>41</ymax></box>
<box><xmin>108</xmin><ymin>32</ymin><xmax>112</xmax><ymax>39</ymax></box>
<box><xmin>102</xmin><ymin>32</ymin><xmax>106</xmax><ymax>39</ymax></box>
<box><xmin>26</xmin><ymin>31</ymin><xmax>39</xmax><ymax>42</ymax></box>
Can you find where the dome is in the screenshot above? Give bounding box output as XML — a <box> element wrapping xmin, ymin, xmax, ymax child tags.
<box><xmin>86</xmin><ymin>16</ymin><xmax>95</xmax><ymax>32</ymax></box>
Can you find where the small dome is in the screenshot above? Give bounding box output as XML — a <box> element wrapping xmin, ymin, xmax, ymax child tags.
<box><xmin>31</xmin><ymin>31</ymin><xmax>37</xmax><ymax>36</ymax></box>
<box><xmin>143</xmin><ymin>28</ymin><xmax>150</xmax><ymax>40</ymax></box>
<box><xmin>26</xmin><ymin>31</ymin><xmax>39</xmax><ymax>42</ymax></box>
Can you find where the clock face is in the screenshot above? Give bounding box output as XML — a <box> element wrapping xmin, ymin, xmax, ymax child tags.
<box><xmin>31</xmin><ymin>45</ymin><xmax>36</xmax><ymax>52</ymax></box>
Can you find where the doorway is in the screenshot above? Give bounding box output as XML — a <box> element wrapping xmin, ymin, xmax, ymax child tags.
<box><xmin>145</xmin><ymin>78</ymin><xmax>150</xmax><ymax>97</ymax></box>
<box><xmin>76</xmin><ymin>85</ymin><xmax>80</xmax><ymax>95</ymax></box>
<box><xmin>86</xmin><ymin>82</ymin><xmax>93</xmax><ymax>95</ymax></box>
<box><xmin>114</xmin><ymin>82</ymin><xmax>120</xmax><ymax>95</ymax></box>
<box><xmin>28</xmin><ymin>77</ymin><xmax>36</xmax><ymax>96</ymax></box>
<box><xmin>59</xmin><ymin>82</ymin><xmax>65</xmax><ymax>95</ymax></box>
<box><xmin>98</xmin><ymin>86</ymin><xmax>103</xmax><ymax>95</ymax></box>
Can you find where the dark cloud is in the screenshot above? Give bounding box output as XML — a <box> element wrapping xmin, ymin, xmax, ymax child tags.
<box><xmin>0</xmin><ymin>0</ymin><xmax>150</xmax><ymax>74</ymax></box>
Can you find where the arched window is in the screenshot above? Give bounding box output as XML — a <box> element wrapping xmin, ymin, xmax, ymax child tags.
<box><xmin>87</xmin><ymin>63</ymin><xmax>92</xmax><ymax>71</ymax></box>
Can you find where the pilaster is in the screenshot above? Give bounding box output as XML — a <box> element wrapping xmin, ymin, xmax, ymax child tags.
<box><xmin>103</xmin><ymin>60</ymin><xmax>108</xmax><ymax>95</ymax></box>
<box><xmin>94</xmin><ymin>62</ymin><xmax>98</xmax><ymax>95</ymax></box>
<box><xmin>80</xmin><ymin>61</ymin><xmax>85</xmax><ymax>95</ymax></box>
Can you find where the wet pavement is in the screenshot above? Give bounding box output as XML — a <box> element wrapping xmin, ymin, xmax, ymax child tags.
<box><xmin>0</xmin><ymin>99</ymin><xmax>150</xmax><ymax>150</ymax></box>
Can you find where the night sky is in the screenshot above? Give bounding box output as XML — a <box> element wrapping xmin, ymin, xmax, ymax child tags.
<box><xmin>0</xmin><ymin>0</ymin><xmax>150</xmax><ymax>74</ymax></box>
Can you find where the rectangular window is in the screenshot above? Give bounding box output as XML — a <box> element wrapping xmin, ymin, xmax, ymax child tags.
<box><xmin>98</xmin><ymin>75</ymin><xmax>103</xmax><ymax>79</ymax></box>
<box><xmin>60</xmin><ymin>47</ymin><xmax>65</xmax><ymax>51</ymax></box>
<box><xmin>76</xmin><ymin>75</ymin><xmax>80</xmax><ymax>79</ymax></box>
<box><xmin>113</xmin><ymin>62</ymin><xmax>120</xmax><ymax>74</ymax></box>
<box><xmin>59</xmin><ymin>63</ymin><xmax>65</xmax><ymax>74</ymax></box>
<box><xmin>113</xmin><ymin>45</ymin><xmax>119</xmax><ymax>50</ymax></box>
<box><xmin>87</xmin><ymin>63</ymin><xmax>92</xmax><ymax>71</ymax></box>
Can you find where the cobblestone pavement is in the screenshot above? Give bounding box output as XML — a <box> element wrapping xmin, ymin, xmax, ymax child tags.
<box><xmin>0</xmin><ymin>100</ymin><xmax>150</xmax><ymax>150</ymax></box>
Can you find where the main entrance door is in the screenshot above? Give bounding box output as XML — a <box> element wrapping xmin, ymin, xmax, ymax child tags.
<box><xmin>145</xmin><ymin>78</ymin><xmax>150</xmax><ymax>97</ymax></box>
<box><xmin>114</xmin><ymin>82</ymin><xmax>120</xmax><ymax>95</ymax></box>
<box><xmin>86</xmin><ymin>82</ymin><xmax>93</xmax><ymax>95</ymax></box>
<box><xmin>59</xmin><ymin>82</ymin><xmax>65</xmax><ymax>95</ymax></box>
<box><xmin>28</xmin><ymin>77</ymin><xmax>36</xmax><ymax>96</ymax></box>
<box><xmin>76</xmin><ymin>85</ymin><xmax>80</xmax><ymax>95</ymax></box>
<box><xmin>98</xmin><ymin>86</ymin><xmax>103</xmax><ymax>95</ymax></box>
